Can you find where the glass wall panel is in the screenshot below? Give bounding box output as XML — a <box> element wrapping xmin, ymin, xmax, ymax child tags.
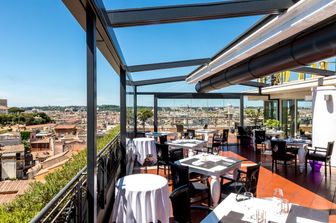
<box><xmin>297</xmin><ymin>100</ymin><xmax>312</xmax><ymax>138</ymax></box>
<box><xmin>137</xmin><ymin>95</ymin><xmax>154</xmax><ymax>132</ymax></box>
<box><xmin>244</xmin><ymin>97</ymin><xmax>264</xmax><ymax>128</ymax></box>
<box><xmin>126</xmin><ymin>77</ymin><xmax>134</xmax><ymax>136</ymax></box>
<box><xmin>281</xmin><ymin>100</ymin><xmax>295</xmax><ymax>137</ymax></box>
<box><xmin>264</xmin><ymin>100</ymin><xmax>278</xmax><ymax>121</ymax></box>
<box><xmin>157</xmin><ymin>98</ymin><xmax>240</xmax><ymax>132</ymax></box>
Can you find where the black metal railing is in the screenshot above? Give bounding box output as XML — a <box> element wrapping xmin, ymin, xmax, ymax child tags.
<box><xmin>31</xmin><ymin>133</ymin><xmax>124</xmax><ymax>223</ymax></box>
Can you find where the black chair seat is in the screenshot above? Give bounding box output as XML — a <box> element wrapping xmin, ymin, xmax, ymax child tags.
<box><xmin>190</xmin><ymin>182</ymin><xmax>208</xmax><ymax>192</ymax></box>
<box><xmin>306</xmin><ymin>153</ymin><xmax>327</xmax><ymax>160</ymax></box>
<box><xmin>170</xmin><ymin>185</ymin><xmax>213</xmax><ymax>223</ymax></box>
<box><xmin>170</xmin><ymin>162</ymin><xmax>211</xmax><ymax>206</ymax></box>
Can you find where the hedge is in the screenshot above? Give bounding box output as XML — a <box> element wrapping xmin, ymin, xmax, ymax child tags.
<box><xmin>0</xmin><ymin>125</ymin><xmax>120</xmax><ymax>223</ymax></box>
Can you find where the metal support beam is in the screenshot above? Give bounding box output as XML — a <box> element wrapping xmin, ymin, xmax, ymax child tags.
<box><xmin>291</xmin><ymin>67</ymin><xmax>336</xmax><ymax>76</ymax></box>
<box><xmin>240</xmin><ymin>95</ymin><xmax>244</xmax><ymax>127</ymax></box>
<box><xmin>154</xmin><ymin>96</ymin><xmax>158</xmax><ymax>132</ymax></box>
<box><xmin>135</xmin><ymin>92</ymin><xmax>269</xmax><ymax>99</ymax></box>
<box><xmin>134</xmin><ymin>86</ymin><xmax>137</xmax><ymax>135</ymax></box>
<box><xmin>108</xmin><ymin>0</ymin><xmax>295</xmax><ymax>27</ymax></box>
<box><xmin>126</xmin><ymin>58</ymin><xmax>211</xmax><ymax>72</ymax></box>
<box><xmin>133</xmin><ymin>75</ymin><xmax>188</xmax><ymax>86</ymax></box>
<box><xmin>120</xmin><ymin>69</ymin><xmax>127</xmax><ymax>150</ymax></box>
<box><xmin>86</xmin><ymin>5</ymin><xmax>97</xmax><ymax>223</ymax></box>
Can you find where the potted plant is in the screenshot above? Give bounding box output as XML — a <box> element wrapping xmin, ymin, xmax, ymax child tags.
<box><xmin>264</xmin><ymin>119</ymin><xmax>280</xmax><ymax>130</ymax></box>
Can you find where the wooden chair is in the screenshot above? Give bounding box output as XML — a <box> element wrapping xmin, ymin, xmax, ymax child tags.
<box><xmin>169</xmin><ymin>185</ymin><xmax>212</xmax><ymax>223</ymax></box>
<box><xmin>213</xmin><ymin>129</ymin><xmax>229</xmax><ymax>151</ymax></box>
<box><xmin>305</xmin><ymin>141</ymin><xmax>334</xmax><ymax>177</ymax></box>
<box><xmin>271</xmin><ymin>140</ymin><xmax>297</xmax><ymax>175</ymax></box>
<box><xmin>170</xmin><ymin>162</ymin><xmax>211</xmax><ymax>206</ymax></box>
<box><xmin>155</xmin><ymin>143</ymin><xmax>170</xmax><ymax>179</ymax></box>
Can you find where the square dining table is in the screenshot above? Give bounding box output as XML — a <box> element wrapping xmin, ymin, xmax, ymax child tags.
<box><xmin>176</xmin><ymin>154</ymin><xmax>242</xmax><ymax>206</ymax></box>
<box><xmin>201</xmin><ymin>193</ymin><xmax>328</xmax><ymax>223</ymax></box>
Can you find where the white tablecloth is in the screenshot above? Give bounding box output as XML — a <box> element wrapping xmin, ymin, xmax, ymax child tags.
<box><xmin>133</xmin><ymin>138</ymin><xmax>157</xmax><ymax>165</ymax></box>
<box><xmin>112</xmin><ymin>174</ymin><xmax>171</xmax><ymax>223</ymax></box>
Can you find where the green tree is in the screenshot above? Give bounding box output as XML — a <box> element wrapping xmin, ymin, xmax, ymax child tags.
<box><xmin>245</xmin><ymin>108</ymin><xmax>263</xmax><ymax>126</ymax></box>
<box><xmin>8</xmin><ymin>107</ymin><xmax>24</xmax><ymax>114</ymax></box>
<box><xmin>138</xmin><ymin>108</ymin><xmax>153</xmax><ymax>131</ymax></box>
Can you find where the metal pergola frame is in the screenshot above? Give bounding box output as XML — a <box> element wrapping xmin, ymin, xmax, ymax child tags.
<box><xmin>133</xmin><ymin>91</ymin><xmax>269</xmax><ymax>133</ymax></box>
<box><xmin>62</xmin><ymin>0</ymin><xmax>301</xmax><ymax>221</ymax></box>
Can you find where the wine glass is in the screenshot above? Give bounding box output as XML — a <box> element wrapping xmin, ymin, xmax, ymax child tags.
<box><xmin>273</xmin><ymin>188</ymin><xmax>283</xmax><ymax>215</ymax></box>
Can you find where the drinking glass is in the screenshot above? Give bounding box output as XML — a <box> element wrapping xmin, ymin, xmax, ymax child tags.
<box><xmin>281</xmin><ymin>199</ymin><xmax>290</xmax><ymax>214</ymax></box>
<box><xmin>273</xmin><ymin>188</ymin><xmax>284</xmax><ymax>215</ymax></box>
<box><xmin>188</xmin><ymin>132</ymin><xmax>193</xmax><ymax>139</ymax></box>
<box><xmin>256</xmin><ymin>209</ymin><xmax>266</xmax><ymax>223</ymax></box>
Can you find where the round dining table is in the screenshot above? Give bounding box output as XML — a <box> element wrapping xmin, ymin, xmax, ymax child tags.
<box><xmin>111</xmin><ymin>174</ymin><xmax>171</xmax><ymax>223</ymax></box>
<box><xmin>133</xmin><ymin>137</ymin><xmax>157</xmax><ymax>165</ymax></box>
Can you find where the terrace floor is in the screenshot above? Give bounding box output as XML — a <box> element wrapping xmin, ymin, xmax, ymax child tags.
<box><xmin>135</xmin><ymin>135</ymin><xmax>336</xmax><ymax>222</ymax></box>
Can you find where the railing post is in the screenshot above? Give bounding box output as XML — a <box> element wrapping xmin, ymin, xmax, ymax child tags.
<box><xmin>154</xmin><ymin>95</ymin><xmax>158</xmax><ymax>132</ymax></box>
<box><xmin>134</xmin><ymin>86</ymin><xmax>137</xmax><ymax>136</ymax></box>
<box><xmin>240</xmin><ymin>95</ymin><xmax>244</xmax><ymax>127</ymax></box>
<box><xmin>86</xmin><ymin>3</ymin><xmax>97</xmax><ymax>222</ymax></box>
<box><xmin>120</xmin><ymin>68</ymin><xmax>127</xmax><ymax>176</ymax></box>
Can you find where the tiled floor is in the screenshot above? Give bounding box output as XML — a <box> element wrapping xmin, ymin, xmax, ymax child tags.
<box><xmin>136</xmin><ymin>137</ymin><xmax>336</xmax><ymax>222</ymax></box>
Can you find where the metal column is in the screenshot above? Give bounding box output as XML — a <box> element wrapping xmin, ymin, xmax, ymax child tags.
<box><xmin>86</xmin><ymin>4</ymin><xmax>97</xmax><ymax>223</ymax></box>
<box><xmin>120</xmin><ymin>68</ymin><xmax>127</xmax><ymax>148</ymax></box>
<box><xmin>134</xmin><ymin>86</ymin><xmax>137</xmax><ymax>136</ymax></box>
<box><xmin>154</xmin><ymin>96</ymin><xmax>158</xmax><ymax>132</ymax></box>
<box><xmin>240</xmin><ymin>95</ymin><xmax>244</xmax><ymax>126</ymax></box>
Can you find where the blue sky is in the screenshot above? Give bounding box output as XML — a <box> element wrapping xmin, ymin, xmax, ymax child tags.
<box><xmin>0</xmin><ymin>1</ymin><xmax>262</xmax><ymax>107</ymax></box>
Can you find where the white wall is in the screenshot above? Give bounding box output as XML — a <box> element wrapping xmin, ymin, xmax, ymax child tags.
<box><xmin>1</xmin><ymin>158</ymin><xmax>17</xmax><ymax>180</ymax></box>
<box><xmin>312</xmin><ymin>86</ymin><xmax>336</xmax><ymax>165</ymax></box>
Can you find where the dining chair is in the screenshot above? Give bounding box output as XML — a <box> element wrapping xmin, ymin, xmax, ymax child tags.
<box><xmin>186</xmin><ymin>129</ymin><xmax>196</xmax><ymax>138</ymax></box>
<box><xmin>237</xmin><ymin>126</ymin><xmax>251</xmax><ymax>148</ymax></box>
<box><xmin>254</xmin><ymin>130</ymin><xmax>266</xmax><ymax>154</ymax></box>
<box><xmin>271</xmin><ymin>140</ymin><xmax>297</xmax><ymax>175</ymax></box>
<box><xmin>305</xmin><ymin>141</ymin><xmax>334</xmax><ymax>177</ymax></box>
<box><xmin>170</xmin><ymin>162</ymin><xmax>211</xmax><ymax>206</ymax></box>
<box><xmin>169</xmin><ymin>185</ymin><xmax>213</xmax><ymax>223</ymax></box>
<box><xmin>158</xmin><ymin>135</ymin><xmax>167</xmax><ymax>144</ymax></box>
<box><xmin>169</xmin><ymin>148</ymin><xmax>184</xmax><ymax>162</ymax></box>
<box><xmin>155</xmin><ymin>143</ymin><xmax>170</xmax><ymax>179</ymax></box>
<box><xmin>213</xmin><ymin>129</ymin><xmax>229</xmax><ymax>151</ymax></box>
<box><xmin>220</xmin><ymin>162</ymin><xmax>262</xmax><ymax>199</ymax></box>
<box><xmin>206</xmin><ymin>134</ymin><xmax>221</xmax><ymax>154</ymax></box>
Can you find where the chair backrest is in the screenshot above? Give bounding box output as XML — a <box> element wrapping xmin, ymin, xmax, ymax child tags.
<box><xmin>169</xmin><ymin>185</ymin><xmax>191</xmax><ymax>223</ymax></box>
<box><xmin>255</xmin><ymin>130</ymin><xmax>266</xmax><ymax>144</ymax></box>
<box><xmin>238</xmin><ymin>126</ymin><xmax>247</xmax><ymax>136</ymax></box>
<box><xmin>155</xmin><ymin>143</ymin><xmax>169</xmax><ymax>162</ymax></box>
<box><xmin>245</xmin><ymin>162</ymin><xmax>261</xmax><ymax>196</ymax></box>
<box><xmin>327</xmin><ymin>141</ymin><xmax>334</xmax><ymax>157</ymax></box>
<box><xmin>169</xmin><ymin>148</ymin><xmax>184</xmax><ymax>162</ymax></box>
<box><xmin>170</xmin><ymin>162</ymin><xmax>189</xmax><ymax>190</ymax></box>
<box><xmin>222</xmin><ymin>129</ymin><xmax>229</xmax><ymax>142</ymax></box>
<box><xmin>186</xmin><ymin>129</ymin><xmax>195</xmax><ymax>138</ymax></box>
<box><xmin>159</xmin><ymin>135</ymin><xmax>167</xmax><ymax>144</ymax></box>
<box><xmin>271</xmin><ymin>140</ymin><xmax>287</xmax><ymax>157</ymax></box>
<box><xmin>176</xmin><ymin>124</ymin><xmax>184</xmax><ymax>133</ymax></box>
